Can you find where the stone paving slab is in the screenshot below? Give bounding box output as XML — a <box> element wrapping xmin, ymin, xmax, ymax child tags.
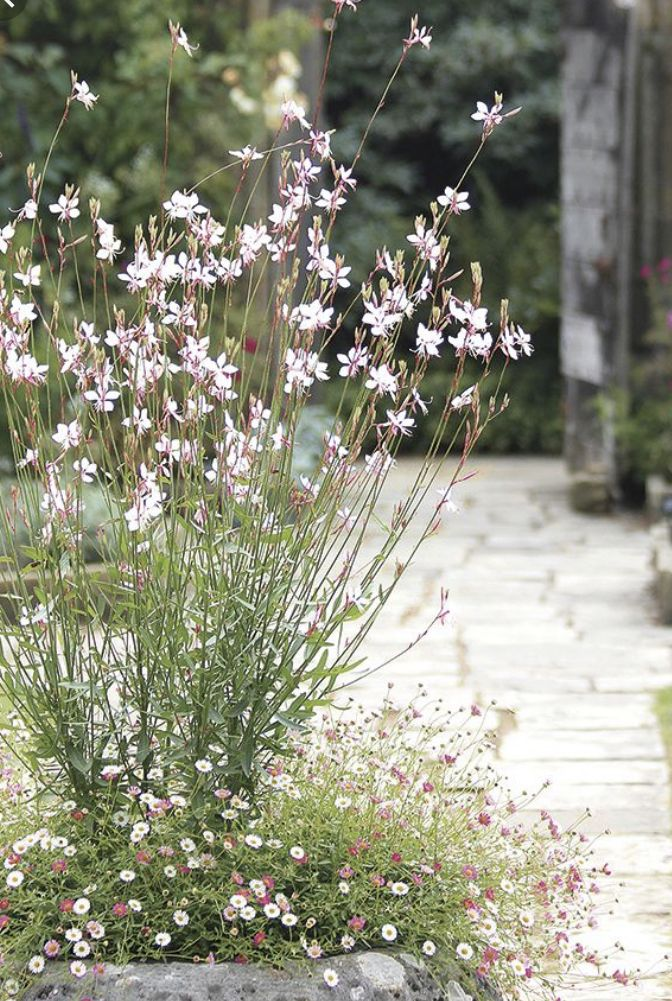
<box><xmin>351</xmin><ymin>457</ymin><xmax>672</xmax><ymax>998</ymax></box>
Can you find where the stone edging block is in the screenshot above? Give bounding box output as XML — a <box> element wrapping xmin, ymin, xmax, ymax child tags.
<box><xmin>23</xmin><ymin>952</ymin><xmax>500</xmax><ymax>1001</ymax></box>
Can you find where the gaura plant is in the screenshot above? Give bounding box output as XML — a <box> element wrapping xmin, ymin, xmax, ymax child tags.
<box><xmin>0</xmin><ymin>10</ymin><xmax>530</xmax><ymax>809</ymax></box>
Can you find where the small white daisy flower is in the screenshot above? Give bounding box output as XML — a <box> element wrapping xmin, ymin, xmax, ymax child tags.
<box><xmin>381</xmin><ymin>924</ymin><xmax>398</xmax><ymax>942</ymax></box>
<box><xmin>391</xmin><ymin>881</ymin><xmax>409</xmax><ymax>897</ymax></box>
<box><xmin>72</xmin><ymin>898</ymin><xmax>91</xmax><ymax>916</ymax></box>
<box><xmin>173</xmin><ymin>910</ymin><xmax>190</xmax><ymax>927</ymax></box>
<box><xmin>28</xmin><ymin>956</ymin><xmax>45</xmax><ymax>974</ymax></box>
<box><xmin>119</xmin><ymin>869</ymin><xmax>136</xmax><ymax>883</ymax></box>
<box><xmin>323</xmin><ymin>968</ymin><xmax>339</xmax><ymax>988</ymax></box>
<box><xmin>155</xmin><ymin>932</ymin><xmax>172</xmax><ymax>948</ymax></box>
<box><xmin>422</xmin><ymin>940</ymin><xmax>436</xmax><ymax>957</ymax></box>
<box><xmin>456</xmin><ymin>942</ymin><xmax>473</xmax><ymax>961</ymax></box>
<box><xmin>69</xmin><ymin>960</ymin><xmax>87</xmax><ymax>978</ymax></box>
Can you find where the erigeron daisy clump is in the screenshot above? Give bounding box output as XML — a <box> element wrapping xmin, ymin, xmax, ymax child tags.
<box><xmin>0</xmin><ymin>702</ymin><xmax>625</xmax><ymax>1000</ymax></box>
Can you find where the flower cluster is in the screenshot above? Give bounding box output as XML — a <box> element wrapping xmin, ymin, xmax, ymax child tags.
<box><xmin>0</xmin><ymin>702</ymin><xmax>625</xmax><ymax>1001</ymax></box>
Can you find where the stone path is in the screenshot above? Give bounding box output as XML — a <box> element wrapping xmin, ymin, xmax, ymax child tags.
<box><xmin>351</xmin><ymin>456</ymin><xmax>672</xmax><ymax>1000</ymax></box>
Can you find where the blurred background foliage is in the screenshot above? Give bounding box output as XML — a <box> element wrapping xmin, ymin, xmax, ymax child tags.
<box><xmin>0</xmin><ymin>0</ymin><xmax>561</xmax><ymax>457</ymax></box>
<box><xmin>326</xmin><ymin>0</ymin><xmax>561</xmax><ymax>454</ymax></box>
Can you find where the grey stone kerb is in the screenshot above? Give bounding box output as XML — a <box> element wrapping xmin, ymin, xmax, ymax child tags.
<box><xmin>24</xmin><ymin>953</ymin><xmax>501</xmax><ymax>1001</ymax></box>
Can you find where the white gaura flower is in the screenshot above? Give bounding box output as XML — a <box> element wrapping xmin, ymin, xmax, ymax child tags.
<box><xmin>13</xmin><ymin>265</ymin><xmax>41</xmax><ymax>288</ymax></box>
<box><xmin>49</xmin><ymin>190</ymin><xmax>81</xmax><ymax>223</ymax></box>
<box><xmin>0</xmin><ymin>222</ymin><xmax>15</xmax><ymax>254</ymax></box>
<box><xmin>170</xmin><ymin>22</ymin><xmax>198</xmax><ymax>57</ymax></box>
<box><xmin>73</xmin><ymin>458</ymin><xmax>97</xmax><ymax>484</ymax></box>
<box><xmin>52</xmin><ymin>420</ymin><xmax>82</xmax><ymax>451</ymax></box>
<box><xmin>500</xmin><ymin>322</ymin><xmax>533</xmax><ymax>360</ymax></box>
<box><xmin>404</xmin><ymin>16</ymin><xmax>432</xmax><ymax>50</ymax></box>
<box><xmin>96</xmin><ymin>219</ymin><xmax>121</xmax><ymax>263</ymax></box>
<box><xmin>414</xmin><ymin>322</ymin><xmax>443</xmax><ymax>358</ymax></box>
<box><xmin>382</xmin><ymin>408</ymin><xmax>415</xmax><ymax>437</ymax></box>
<box><xmin>18</xmin><ymin>198</ymin><xmax>38</xmax><ymax>221</ymax></box>
<box><xmin>163</xmin><ymin>190</ymin><xmax>206</xmax><ymax>223</ymax></box>
<box><xmin>437</xmin><ymin>187</ymin><xmax>470</xmax><ymax>215</ymax></box>
<box><xmin>71</xmin><ymin>77</ymin><xmax>99</xmax><ymax>111</ymax></box>
<box><xmin>451</xmin><ymin>385</ymin><xmax>476</xmax><ymax>411</ymax></box>
<box><xmin>471</xmin><ymin>96</ymin><xmax>521</xmax><ymax>138</ymax></box>
<box><xmin>229</xmin><ymin>146</ymin><xmax>263</xmax><ymax>167</ymax></box>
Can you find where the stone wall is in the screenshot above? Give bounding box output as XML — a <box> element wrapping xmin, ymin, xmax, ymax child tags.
<box><xmin>23</xmin><ymin>954</ymin><xmax>501</xmax><ymax>1001</ymax></box>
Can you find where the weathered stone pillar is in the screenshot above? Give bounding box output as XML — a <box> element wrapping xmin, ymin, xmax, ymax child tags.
<box><xmin>561</xmin><ymin>0</ymin><xmax>636</xmax><ymax>511</ymax></box>
<box><xmin>638</xmin><ymin>1</ymin><xmax>672</xmax><ymax>262</ymax></box>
